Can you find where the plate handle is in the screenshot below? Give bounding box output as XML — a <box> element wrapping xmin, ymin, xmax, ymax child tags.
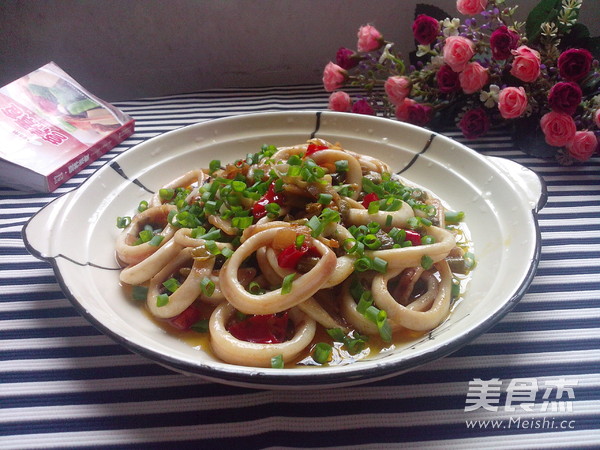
<box><xmin>485</xmin><ymin>156</ymin><xmax>547</xmax><ymax>213</ymax></box>
<box><xmin>22</xmin><ymin>191</ymin><xmax>75</xmax><ymax>261</ymax></box>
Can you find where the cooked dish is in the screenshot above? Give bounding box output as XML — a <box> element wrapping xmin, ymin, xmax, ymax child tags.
<box><xmin>116</xmin><ymin>140</ymin><xmax>474</xmax><ymax>368</ymax></box>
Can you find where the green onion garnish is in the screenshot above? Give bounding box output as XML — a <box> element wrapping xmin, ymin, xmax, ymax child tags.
<box><xmin>162</xmin><ymin>277</ymin><xmax>180</xmax><ymax>293</ymax></box>
<box><xmin>335</xmin><ymin>160</ymin><xmax>349</xmax><ymax>172</ymax></box>
<box><xmin>317</xmin><ymin>193</ymin><xmax>333</xmax><ymax>205</ymax></box>
<box><xmin>354</xmin><ymin>257</ymin><xmax>372</xmax><ymax>272</ymax></box>
<box><xmin>116</xmin><ymin>216</ymin><xmax>131</xmax><ymax>228</ymax></box>
<box><xmin>191</xmin><ymin>319</ymin><xmax>209</xmax><ymax>333</ymax></box>
<box><xmin>371</xmin><ymin>256</ymin><xmax>388</xmax><ymax>273</ymax></box>
<box><xmin>156</xmin><ymin>293</ymin><xmax>169</xmax><ymax>307</ymax></box>
<box><xmin>159</xmin><ymin>188</ymin><xmax>175</xmax><ymax>201</ymax></box>
<box><xmin>312</xmin><ymin>342</ymin><xmax>332</xmax><ymax>364</ymax></box>
<box><xmin>200</xmin><ymin>277</ymin><xmax>215</xmax><ymax>297</ymax></box>
<box><xmin>148</xmin><ymin>235</ymin><xmax>164</xmax><ymax>246</ymax></box>
<box><xmin>295</xmin><ymin>234</ymin><xmax>306</xmax><ymax>249</ymax></box>
<box><xmin>464</xmin><ymin>252</ymin><xmax>476</xmax><ymax>270</ymax></box>
<box><xmin>445</xmin><ymin>210</ymin><xmax>465</xmax><ymax>224</ymax></box>
<box><xmin>281</xmin><ymin>273</ymin><xmax>296</xmax><ymax>294</ymax></box>
<box><xmin>271</xmin><ymin>354</ymin><xmax>284</xmax><ymax>369</ymax></box>
<box><xmin>131</xmin><ymin>285</ymin><xmax>148</xmax><ymax>301</ymax></box>
<box><xmin>326</xmin><ymin>328</ymin><xmax>346</xmax><ymax>342</ymax></box>
<box><xmin>137</xmin><ymin>201</ymin><xmax>149</xmax><ymax>212</ymax></box>
<box><xmin>421</xmin><ymin>235</ymin><xmax>436</xmax><ymax>245</ymax></box>
<box><xmin>421</xmin><ymin>255</ymin><xmax>434</xmax><ymax>270</ymax></box>
<box><xmin>209</xmin><ymin>159</ymin><xmax>221</xmax><ymax>173</ymax></box>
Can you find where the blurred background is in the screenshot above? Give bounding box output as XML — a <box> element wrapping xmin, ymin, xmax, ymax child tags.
<box><xmin>1</xmin><ymin>0</ymin><xmax>599</xmax><ymax>101</ymax></box>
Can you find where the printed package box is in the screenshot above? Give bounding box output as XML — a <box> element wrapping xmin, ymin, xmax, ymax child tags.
<box><xmin>0</xmin><ymin>62</ymin><xmax>134</xmax><ymax>192</ymax></box>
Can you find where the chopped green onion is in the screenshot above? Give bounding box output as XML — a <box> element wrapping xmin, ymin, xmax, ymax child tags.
<box><xmin>221</xmin><ymin>247</ymin><xmax>234</xmax><ymax>259</ymax></box>
<box><xmin>204</xmin><ymin>240</ymin><xmax>221</xmax><ymax>255</ymax></box>
<box><xmin>356</xmin><ymin>291</ymin><xmax>373</xmax><ymax>314</ymax></box>
<box><xmin>451</xmin><ymin>278</ymin><xmax>461</xmax><ymax>298</ymax></box>
<box><xmin>326</xmin><ymin>328</ymin><xmax>346</xmax><ymax>342</ymax></box>
<box><xmin>445</xmin><ymin>210</ymin><xmax>465</xmax><ymax>224</ymax></box>
<box><xmin>248</xmin><ymin>281</ymin><xmax>265</xmax><ymax>295</ymax></box>
<box><xmin>464</xmin><ymin>252</ymin><xmax>476</xmax><ymax>270</ymax></box>
<box><xmin>376</xmin><ymin>310</ymin><xmax>392</xmax><ymax>342</ymax></box>
<box><xmin>159</xmin><ymin>188</ymin><xmax>175</xmax><ymax>201</ymax></box>
<box><xmin>363</xmin><ymin>234</ymin><xmax>381</xmax><ymax>250</ymax></box>
<box><xmin>367</xmin><ymin>201</ymin><xmax>380</xmax><ymax>214</ymax></box>
<box><xmin>191</xmin><ymin>226</ymin><xmax>207</xmax><ymax>239</ymax></box>
<box><xmin>149</xmin><ymin>235</ymin><xmax>164</xmax><ymax>246</ymax></box>
<box><xmin>265</xmin><ymin>202</ymin><xmax>281</xmax><ymax>217</ymax></box>
<box><xmin>281</xmin><ymin>273</ymin><xmax>296</xmax><ymax>294</ymax></box>
<box><xmin>271</xmin><ymin>354</ymin><xmax>284</xmax><ymax>369</ymax></box>
<box><xmin>312</xmin><ymin>342</ymin><xmax>332</xmax><ymax>364</ymax></box>
<box><xmin>156</xmin><ymin>293</ymin><xmax>169</xmax><ymax>307</ymax></box>
<box><xmin>232</xmin><ymin>216</ymin><xmax>253</xmax><ymax>229</ymax></box>
<box><xmin>421</xmin><ymin>255</ymin><xmax>434</xmax><ymax>270</ymax></box>
<box><xmin>421</xmin><ymin>235</ymin><xmax>436</xmax><ymax>245</ymax></box>
<box><xmin>132</xmin><ymin>285</ymin><xmax>148</xmax><ymax>301</ymax></box>
<box><xmin>335</xmin><ymin>160</ymin><xmax>349</xmax><ymax>172</ymax></box>
<box><xmin>116</xmin><ymin>216</ymin><xmax>131</xmax><ymax>229</ymax></box>
<box><xmin>200</xmin><ymin>277</ymin><xmax>215</xmax><ymax>297</ymax></box>
<box><xmin>295</xmin><ymin>234</ymin><xmax>306</xmax><ymax>249</ymax></box>
<box><xmin>371</xmin><ymin>256</ymin><xmax>388</xmax><ymax>273</ymax></box>
<box><xmin>162</xmin><ymin>277</ymin><xmax>180</xmax><ymax>293</ymax></box>
<box><xmin>385</xmin><ymin>214</ymin><xmax>393</xmax><ymax>228</ymax></box>
<box><xmin>231</xmin><ymin>180</ymin><xmax>246</xmax><ymax>192</ymax></box>
<box><xmin>307</xmin><ymin>215</ymin><xmax>323</xmax><ymax>237</ymax></box>
<box><xmin>137</xmin><ymin>201</ymin><xmax>149</xmax><ymax>212</ymax></box>
<box><xmin>354</xmin><ymin>257</ymin><xmax>372</xmax><ymax>272</ymax></box>
<box><xmin>197</xmin><ymin>228</ymin><xmax>222</xmax><ymax>240</ymax></box>
<box><xmin>209</xmin><ymin>159</ymin><xmax>221</xmax><ymax>173</ymax></box>
<box><xmin>317</xmin><ymin>193</ymin><xmax>333</xmax><ymax>205</ymax></box>
<box><xmin>287</xmin><ymin>154</ymin><xmax>302</xmax><ymax>165</ymax></box>
<box><xmin>191</xmin><ymin>319</ymin><xmax>209</xmax><ymax>333</ymax></box>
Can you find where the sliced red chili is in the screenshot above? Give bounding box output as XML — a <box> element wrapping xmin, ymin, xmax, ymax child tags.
<box><xmin>277</xmin><ymin>243</ymin><xmax>319</xmax><ymax>269</ymax></box>
<box><xmin>228</xmin><ymin>312</ymin><xmax>289</xmax><ymax>344</ymax></box>
<box><xmin>361</xmin><ymin>192</ymin><xmax>380</xmax><ymax>208</ymax></box>
<box><xmin>252</xmin><ymin>182</ymin><xmax>285</xmax><ymax>219</ymax></box>
<box><xmin>168</xmin><ymin>306</ymin><xmax>201</xmax><ymax>330</ymax></box>
<box><xmin>305</xmin><ymin>143</ymin><xmax>329</xmax><ymax>157</ymax></box>
<box><xmin>404</xmin><ymin>230</ymin><xmax>422</xmax><ymax>246</ymax></box>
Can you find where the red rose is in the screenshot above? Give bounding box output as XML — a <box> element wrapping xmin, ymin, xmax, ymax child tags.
<box><xmin>336</xmin><ymin>47</ymin><xmax>359</xmax><ymax>70</ymax></box>
<box><xmin>548</xmin><ymin>82</ymin><xmax>582</xmax><ymax>115</ymax></box>
<box><xmin>489</xmin><ymin>25</ymin><xmax>519</xmax><ymax>60</ymax></box>
<box><xmin>352</xmin><ymin>98</ymin><xmax>375</xmax><ymax>115</ymax></box>
<box><xmin>436</xmin><ymin>64</ymin><xmax>461</xmax><ymax>93</ymax></box>
<box><xmin>558</xmin><ymin>48</ymin><xmax>593</xmax><ymax>82</ymax></box>
<box><xmin>412</xmin><ymin>14</ymin><xmax>440</xmax><ymax>45</ymax></box>
<box><xmin>458</xmin><ymin>108</ymin><xmax>490</xmax><ymax>139</ymax></box>
<box><xmin>406</xmin><ymin>103</ymin><xmax>433</xmax><ymax>126</ymax></box>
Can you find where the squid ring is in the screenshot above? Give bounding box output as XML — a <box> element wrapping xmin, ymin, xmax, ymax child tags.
<box><xmin>220</xmin><ymin>227</ymin><xmax>337</xmax><ymax>315</ymax></box>
<box><xmin>209</xmin><ymin>304</ymin><xmax>316</xmax><ymax>367</ymax></box>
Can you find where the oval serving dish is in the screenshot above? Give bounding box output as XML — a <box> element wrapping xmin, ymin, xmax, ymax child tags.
<box><xmin>23</xmin><ymin>111</ymin><xmax>546</xmax><ymax>389</ymax></box>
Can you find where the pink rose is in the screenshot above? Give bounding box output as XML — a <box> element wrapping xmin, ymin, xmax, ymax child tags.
<box><xmin>490</xmin><ymin>26</ymin><xmax>519</xmax><ymax>60</ymax></box>
<box><xmin>540</xmin><ymin>111</ymin><xmax>577</xmax><ymax>147</ymax></box>
<box><xmin>458</xmin><ymin>108</ymin><xmax>490</xmax><ymax>139</ymax></box>
<box><xmin>406</xmin><ymin>103</ymin><xmax>433</xmax><ymax>126</ymax></box>
<box><xmin>384</xmin><ymin>76</ymin><xmax>411</xmax><ymax>106</ymax></box>
<box><xmin>547</xmin><ymin>82</ymin><xmax>582</xmax><ymax>116</ymax></box>
<box><xmin>459</xmin><ymin>62</ymin><xmax>489</xmax><ymax>94</ymax></box>
<box><xmin>395</xmin><ymin>98</ymin><xmax>417</xmax><ymax>121</ymax></box>
<box><xmin>566</xmin><ymin>131</ymin><xmax>598</xmax><ymax>161</ymax></box>
<box><xmin>412</xmin><ymin>14</ymin><xmax>440</xmax><ymax>45</ymax></box>
<box><xmin>336</xmin><ymin>47</ymin><xmax>359</xmax><ymax>70</ymax></box>
<box><xmin>510</xmin><ymin>46</ymin><xmax>541</xmax><ymax>82</ymax></box>
<box><xmin>498</xmin><ymin>86</ymin><xmax>528</xmax><ymax>119</ymax></box>
<box><xmin>456</xmin><ymin>0</ymin><xmax>488</xmax><ymax>15</ymax></box>
<box><xmin>322</xmin><ymin>62</ymin><xmax>347</xmax><ymax>92</ymax></box>
<box><xmin>558</xmin><ymin>48</ymin><xmax>593</xmax><ymax>82</ymax></box>
<box><xmin>595</xmin><ymin>109</ymin><xmax>600</xmax><ymax>128</ymax></box>
<box><xmin>357</xmin><ymin>25</ymin><xmax>383</xmax><ymax>52</ymax></box>
<box><xmin>352</xmin><ymin>98</ymin><xmax>375</xmax><ymax>115</ymax></box>
<box><xmin>443</xmin><ymin>36</ymin><xmax>475</xmax><ymax>73</ymax></box>
<box><xmin>328</xmin><ymin>91</ymin><xmax>352</xmax><ymax>112</ymax></box>
<box><xmin>436</xmin><ymin>64</ymin><xmax>461</xmax><ymax>93</ymax></box>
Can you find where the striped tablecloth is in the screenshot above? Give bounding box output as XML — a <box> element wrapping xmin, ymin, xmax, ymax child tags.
<box><xmin>1</xmin><ymin>85</ymin><xmax>599</xmax><ymax>449</ymax></box>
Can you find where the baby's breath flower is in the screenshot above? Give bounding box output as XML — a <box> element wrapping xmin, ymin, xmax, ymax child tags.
<box><xmin>480</xmin><ymin>85</ymin><xmax>500</xmax><ymax>108</ymax></box>
<box><xmin>443</xmin><ymin>18</ymin><xmax>461</xmax><ymax>37</ymax></box>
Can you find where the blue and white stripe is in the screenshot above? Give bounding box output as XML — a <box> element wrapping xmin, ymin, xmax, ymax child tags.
<box><xmin>1</xmin><ymin>85</ymin><xmax>599</xmax><ymax>449</ymax></box>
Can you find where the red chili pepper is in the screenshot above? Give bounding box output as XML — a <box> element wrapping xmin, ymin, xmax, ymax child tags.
<box><xmin>228</xmin><ymin>312</ymin><xmax>289</xmax><ymax>344</ymax></box>
<box><xmin>305</xmin><ymin>143</ymin><xmax>329</xmax><ymax>157</ymax></box>
<box><xmin>277</xmin><ymin>243</ymin><xmax>318</xmax><ymax>269</ymax></box>
<box><xmin>168</xmin><ymin>306</ymin><xmax>201</xmax><ymax>330</ymax></box>
<box><xmin>404</xmin><ymin>230</ymin><xmax>422</xmax><ymax>246</ymax></box>
<box><xmin>252</xmin><ymin>182</ymin><xmax>285</xmax><ymax>219</ymax></box>
<box><xmin>361</xmin><ymin>192</ymin><xmax>380</xmax><ymax>208</ymax></box>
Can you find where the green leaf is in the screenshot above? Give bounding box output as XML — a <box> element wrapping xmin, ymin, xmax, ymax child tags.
<box><xmin>525</xmin><ymin>0</ymin><xmax>561</xmax><ymax>43</ymax></box>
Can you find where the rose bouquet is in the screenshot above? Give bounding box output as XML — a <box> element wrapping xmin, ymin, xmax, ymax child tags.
<box><xmin>322</xmin><ymin>0</ymin><xmax>600</xmax><ymax>163</ymax></box>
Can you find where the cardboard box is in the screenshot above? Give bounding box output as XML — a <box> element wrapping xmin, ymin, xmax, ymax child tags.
<box><xmin>0</xmin><ymin>62</ymin><xmax>134</xmax><ymax>192</ymax></box>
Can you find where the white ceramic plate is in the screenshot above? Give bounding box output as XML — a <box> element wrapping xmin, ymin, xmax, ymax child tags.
<box><xmin>23</xmin><ymin>111</ymin><xmax>546</xmax><ymax>389</ymax></box>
